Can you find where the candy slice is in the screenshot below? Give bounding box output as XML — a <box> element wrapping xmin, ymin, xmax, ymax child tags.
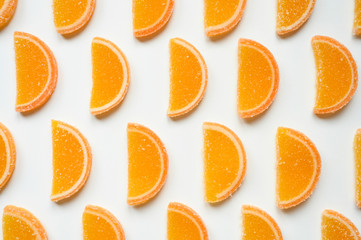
<box><xmin>237</xmin><ymin>39</ymin><xmax>279</xmax><ymax>118</ymax></box>
<box><xmin>127</xmin><ymin>123</ymin><xmax>168</xmax><ymax>205</ymax></box>
<box><xmin>3</xmin><ymin>205</ymin><xmax>48</xmax><ymax>240</ymax></box>
<box><xmin>14</xmin><ymin>32</ymin><xmax>58</xmax><ymax>113</ymax></box>
<box><xmin>167</xmin><ymin>202</ymin><xmax>208</xmax><ymax>240</ymax></box>
<box><xmin>51</xmin><ymin>120</ymin><xmax>92</xmax><ymax>202</ymax></box>
<box><xmin>53</xmin><ymin>0</ymin><xmax>96</xmax><ymax>35</ymax></box>
<box><xmin>0</xmin><ymin>0</ymin><xmax>17</xmax><ymax>29</ymax></box>
<box><xmin>203</xmin><ymin>122</ymin><xmax>246</xmax><ymax>203</ymax></box>
<box><xmin>0</xmin><ymin>122</ymin><xmax>15</xmax><ymax>191</ymax></box>
<box><xmin>242</xmin><ymin>205</ymin><xmax>283</xmax><ymax>240</ymax></box>
<box><xmin>312</xmin><ymin>35</ymin><xmax>358</xmax><ymax>114</ymax></box>
<box><xmin>354</xmin><ymin>129</ymin><xmax>361</xmax><ymax>207</ymax></box>
<box><xmin>204</xmin><ymin>0</ymin><xmax>247</xmax><ymax>37</ymax></box>
<box><xmin>133</xmin><ymin>0</ymin><xmax>174</xmax><ymax>38</ymax></box>
<box><xmin>90</xmin><ymin>37</ymin><xmax>130</xmax><ymax>116</ymax></box>
<box><xmin>322</xmin><ymin>209</ymin><xmax>361</xmax><ymax>240</ymax></box>
<box><xmin>276</xmin><ymin>0</ymin><xmax>316</xmax><ymax>35</ymax></box>
<box><xmin>276</xmin><ymin>127</ymin><xmax>321</xmax><ymax>209</ymax></box>
<box><xmin>83</xmin><ymin>205</ymin><xmax>125</xmax><ymax>240</ymax></box>
<box><xmin>168</xmin><ymin>38</ymin><xmax>207</xmax><ymax>118</ymax></box>
<box><xmin>354</xmin><ymin>0</ymin><xmax>361</xmax><ymax>35</ymax></box>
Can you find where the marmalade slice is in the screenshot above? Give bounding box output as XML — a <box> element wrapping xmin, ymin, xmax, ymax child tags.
<box><xmin>238</xmin><ymin>39</ymin><xmax>279</xmax><ymax>118</ymax></box>
<box><xmin>354</xmin><ymin>129</ymin><xmax>361</xmax><ymax>207</ymax></box>
<box><xmin>276</xmin><ymin>127</ymin><xmax>321</xmax><ymax>209</ymax></box>
<box><xmin>204</xmin><ymin>0</ymin><xmax>247</xmax><ymax>37</ymax></box>
<box><xmin>3</xmin><ymin>205</ymin><xmax>48</xmax><ymax>240</ymax></box>
<box><xmin>354</xmin><ymin>0</ymin><xmax>361</xmax><ymax>35</ymax></box>
<box><xmin>242</xmin><ymin>205</ymin><xmax>283</xmax><ymax>240</ymax></box>
<box><xmin>133</xmin><ymin>0</ymin><xmax>174</xmax><ymax>38</ymax></box>
<box><xmin>83</xmin><ymin>205</ymin><xmax>125</xmax><ymax>240</ymax></box>
<box><xmin>90</xmin><ymin>37</ymin><xmax>130</xmax><ymax>115</ymax></box>
<box><xmin>312</xmin><ymin>35</ymin><xmax>358</xmax><ymax>114</ymax></box>
<box><xmin>322</xmin><ymin>209</ymin><xmax>361</xmax><ymax>240</ymax></box>
<box><xmin>0</xmin><ymin>0</ymin><xmax>17</xmax><ymax>29</ymax></box>
<box><xmin>53</xmin><ymin>0</ymin><xmax>96</xmax><ymax>35</ymax></box>
<box><xmin>14</xmin><ymin>32</ymin><xmax>58</xmax><ymax>113</ymax></box>
<box><xmin>51</xmin><ymin>120</ymin><xmax>92</xmax><ymax>202</ymax></box>
<box><xmin>127</xmin><ymin>123</ymin><xmax>168</xmax><ymax>205</ymax></box>
<box><xmin>167</xmin><ymin>202</ymin><xmax>208</xmax><ymax>240</ymax></box>
<box><xmin>168</xmin><ymin>38</ymin><xmax>207</xmax><ymax>118</ymax></box>
<box><xmin>276</xmin><ymin>0</ymin><xmax>316</xmax><ymax>35</ymax></box>
<box><xmin>0</xmin><ymin>122</ymin><xmax>15</xmax><ymax>190</ymax></box>
<box><xmin>203</xmin><ymin>122</ymin><xmax>247</xmax><ymax>203</ymax></box>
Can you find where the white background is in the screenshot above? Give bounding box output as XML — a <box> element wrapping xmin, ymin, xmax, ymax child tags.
<box><xmin>0</xmin><ymin>0</ymin><xmax>360</xmax><ymax>239</ymax></box>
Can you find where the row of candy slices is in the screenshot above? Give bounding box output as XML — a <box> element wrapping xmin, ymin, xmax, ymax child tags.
<box><xmin>12</xmin><ymin>31</ymin><xmax>359</xmax><ymax>118</ymax></box>
<box><xmin>2</xmin><ymin>204</ymin><xmax>361</xmax><ymax>239</ymax></box>
<box><xmin>1</xmin><ymin>119</ymin><xmax>361</xmax><ymax>210</ymax></box>
<box><xmin>2</xmin><ymin>0</ymin><xmax>361</xmax><ymax>38</ymax></box>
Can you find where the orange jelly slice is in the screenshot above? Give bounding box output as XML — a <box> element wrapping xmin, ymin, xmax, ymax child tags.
<box><xmin>0</xmin><ymin>122</ymin><xmax>15</xmax><ymax>191</ymax></box>
<box><xmin>312</xmin><ymin>35</ymin><xmax>358</xmax><ymax>114</ymax></box>
<box><xmin>242</xmin><ymin>205</ymin><xmax>283</xmax><ymax>240</ymax></box>
<box><xmin>354</xmin><ymin>0</ymin><xmax>361</xmax><ymax>35</ymax></box>
<box><xmin>14</xmin><ymin>32</ymin><xmax>58</xmax><ymax>113</ymax></box>
<box><xmin>3</xmin><ymin>205</ymin><xmax>48</xmax><ymax>240</ymax></box>
<box><xmin>127</xmin><ymin>123</ymin><xmax>168</xmax><ymax>205</ymax></box>
<box><xmin>51</xmin><ymin>120</ymin><xmax>92</xmax><ymax>202</ymax></box>
<box><xmin>354</xmin><ymin>129</ymin><xmax>361</xmax><ymax>207</ymax></box>
<box><xmin>83</xmin><ymin>205</ymin><xmax>125</xmax><ymax>240</ymax></box>
<box><xmin>238</xmin><ymin>39</ymin><xmax>279</xmax><ymax>118</ymax></box>
<box><xmin>276</xmin><ymin>0</ymin><xmax>316</xmax><ymax>35</ymax></box>
<box><xmin>276</xmin><ymin>127</ymin><xmax>321</xmax><ymax>209</ymax></box>
<box><xmin>322</xmin><ymin>209</ymin><xmax>361</xmax><ymax>240</ymax></box>
<box><xmin>90</xmin><ymin>37</ymin><xmax>130</xmax><ymax>116</ymax></box>
<box><xmin>204</xmin><ymin>0</ymin><xmax>247</xmax><ymax>37</ymax></box>
<box><xmin>168</xmin><ymin>38</ymin><xmax>208</xmax><ymax>118</ymax></box>
<box><xmin>203</xmin><ymin>122</ymin><xmax>247</xmax><ymax>203</ymax></box>
<box><xmin>133</xmin><ymin>0</ymin><xmax>174</xmax><ymax>38</ymax></box>
<box><xmin>53</xmin><ymin>0</ymin><xmax>96</xmax><ymax>35</ymax></box>
<box><xmin>168</xmin><ymin>202</ymin><xmax>208</xmax><ymax>240</ymax></box>
<box><xmin>0</xmin><ymin>0</ymin><xmax>17</xmax><ymax>29</ymax></box>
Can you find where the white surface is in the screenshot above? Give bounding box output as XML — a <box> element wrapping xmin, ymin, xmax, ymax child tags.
<box><xmin>0</xmin><ymin>0</ymin><xmax>360</xmax><ymax>239</ymax></box>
